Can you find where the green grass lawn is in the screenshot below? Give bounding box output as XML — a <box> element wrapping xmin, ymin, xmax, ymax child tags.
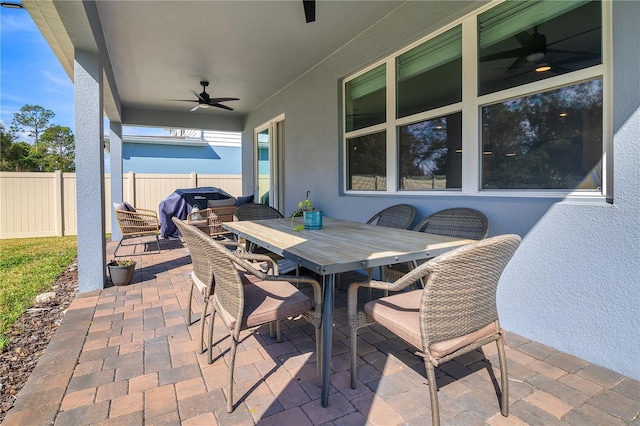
<box><xmin>0</xmin><ymin>236</ymin><xmax>77</xmax><ymax>349</ymax></box>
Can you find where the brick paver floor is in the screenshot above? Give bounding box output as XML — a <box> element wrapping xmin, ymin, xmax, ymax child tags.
<box><xmin>4</xmin><ymin>237</ymin><xmax>639</xmax><ymax>425</ymax></box>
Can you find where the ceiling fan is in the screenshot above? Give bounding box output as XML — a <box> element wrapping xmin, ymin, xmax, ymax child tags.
<box><xmin>174</xmin><ymin>81</ymin><xmax>239</xmax><ymax>112</ymax></box>
<box><xmin>480</xmin><ymin>26</ymin><xmax>599</xmax><ymax>74</ymax></box>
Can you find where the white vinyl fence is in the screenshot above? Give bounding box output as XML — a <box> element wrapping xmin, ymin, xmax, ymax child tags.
<box><xmin>0</xmin><ymin>171</ymin><xmax>242</xmax><ymax>239</ymax></box>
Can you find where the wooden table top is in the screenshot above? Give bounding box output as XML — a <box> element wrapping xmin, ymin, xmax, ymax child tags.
<box><xmin>223</xmin><ymin>217</ymin><xmax>475</xmax><ymax>275</ymax></box>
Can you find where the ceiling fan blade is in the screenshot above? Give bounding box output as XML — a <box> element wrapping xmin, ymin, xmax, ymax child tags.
<box><xmin>170</xmin><ymin>99</ymin><xmax>199</xmax><ymax>103</ymax></box>
<box><xmin>190</xmin><ymin>104</ymin><xmax>202</xmax><ymax>112</ymax></box>
<box><xmin>506</xmin><ymin>55</ymin><xmax>528</xmax><ymax>74</ymax></box>
<box><xmin>303</xmin><ymin>0</ymin><xmax>315</xmax><ymax>23</ymax></box>
<box><xmin>190</xmin><ymin>90</ymin><xmax>207</xmax><ymax>103</ymax></box>
<box><xmin>480</xmin><ymin>48</ymin><xmax>527</xmax><ymax>62</ymax></box>
<box><xmin>210</xmin><ymin>103</ymin><xmax>234</xmax><ymax>111</ymax></box>
<box><xmin>208</xmin><ymin>97</ymin><xmax>240</xmax><ymax>103</ymax></box>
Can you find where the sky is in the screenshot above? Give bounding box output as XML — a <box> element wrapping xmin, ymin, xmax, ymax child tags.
<box><xmin>0</xmin><ymin>5</ymin><xmax>168</xmax><ymax>143</ymax></box>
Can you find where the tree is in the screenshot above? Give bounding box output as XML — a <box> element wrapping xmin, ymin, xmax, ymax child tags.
<box><xmin>10</xmin><ymin>105</ymin><xmax>55</xmax><ymax>150</ymax></box>
<box><xmin>0</xmin><ymin>124</ymin><xmax>15</xmax><ymax>170</ymax></box>
<box><xmin>39</xmin><ymin>125</ymin><xmax>75</xmax><ymax>171</ymax></box>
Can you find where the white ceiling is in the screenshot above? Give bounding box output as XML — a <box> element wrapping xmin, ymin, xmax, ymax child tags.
<box><xmin>27</xmin><ymin>0</ymin><xmax>403</xmax><ymax>126</ymax></box>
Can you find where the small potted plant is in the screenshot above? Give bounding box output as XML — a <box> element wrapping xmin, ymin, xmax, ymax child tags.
<box><xmin>290</xmin><ymin>191</ymin><xmax>322</xmax><ymax>231</ymax></box>
<box><xmin>107</xmin><ymin>258</ymin><xmax>136</xmax><ymax>286</ymax></box>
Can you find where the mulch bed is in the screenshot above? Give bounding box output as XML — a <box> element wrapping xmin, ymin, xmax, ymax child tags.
<box><xmin>0</xmin><ymin>259</ymin><xmax>79</xmax><ymax>422</ymax></box>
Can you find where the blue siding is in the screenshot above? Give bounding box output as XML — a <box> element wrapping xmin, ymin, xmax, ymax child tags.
<box><xmin>123</xmin><ymin>144</ymin><xmax>241</xmax><ymax>174</ymax></box>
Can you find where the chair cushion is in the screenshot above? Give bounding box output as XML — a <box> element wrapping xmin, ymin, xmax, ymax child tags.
<box><xmin>231</xmin><ymin>276</ymin><xmax>312</xmax><ymax>329</ymax></box>
<box><xmin>364</xmin><ymin>291</ymin><xmax>499</xmax><ymax>360</ymax></box>
<box><xmin>429</xmin><ymin>323</ymin><xmax>498</xmax><ymax>358</ymax></box>
<box><xmin>365</xmin><ymin>290</ymin><xmax>422</xmax><ymax>349</ymax></box>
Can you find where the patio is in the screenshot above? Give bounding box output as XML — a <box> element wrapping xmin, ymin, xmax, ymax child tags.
<box><xmin>3</xmin><ymin>238</ymin><xmax>639</xmax><ymax>425</ymax></box>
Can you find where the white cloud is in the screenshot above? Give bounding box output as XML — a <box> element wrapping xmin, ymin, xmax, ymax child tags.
<box><xmin>43</xmin><ymin>70</ymin><xmax>72</xmax><ymax>88</ymax></box>
<box><xmin>0</xmin><ymin>12</ymin><xmax>38</xmax><ymax>34</ymax></box>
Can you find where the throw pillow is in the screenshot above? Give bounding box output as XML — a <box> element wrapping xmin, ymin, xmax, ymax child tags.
<box><xmin>236</xmin><ymin>194</ymin><xmax>254</xmax><ymax>207</ymax></box>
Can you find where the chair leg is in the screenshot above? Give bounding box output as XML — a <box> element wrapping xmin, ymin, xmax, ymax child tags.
<box><xmin>198</xmin><ymin>298</ymin><xmax>209</xmax><ymax>354</ymax></box>
<box><xmin>268</xmin><ymin>321</ymin><xmax>282</xmax><ymax>342</ymax></box>
<box><xmin>497</xmin><ymin>336</ymin><xmax>510</xmax><ymax>417</ymax></box>
<box><xmin>350</xmin><ymin>328</ymin><xmax>358</xmax><ymax>389</ymax></box>
<box><xmin>425</xmin><ymin>361</ymin><xmax>441</xmax><ymax>426</ymax></box>
<box><xmin>154</xmin><ymin>234</ymin><xmax>161</xmax><ymax>253</ymax></box>
<box><xmin>207</xmin><ymin>307</ymin><xmax>217</xmax><ymax>365</ymax></box>
<box><xmin>113</xmin><ymin>239</ymin><xmax>124</xmax><ymax>257</ymax></box>
<box><xmin>186</xmin><ymin>281</ymin><xmax>195</xmax><ymax>325</ymax></box>
<box><xmin>226</xmin><ymin>337</ymin><xmax>239</xmax><ymax>413</ymax></box>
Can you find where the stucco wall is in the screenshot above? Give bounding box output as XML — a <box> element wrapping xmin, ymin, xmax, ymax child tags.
<box><xmin>242</xmin><ymin>0</ymin><xmax>639</xmax><ymax>379</ymax></box>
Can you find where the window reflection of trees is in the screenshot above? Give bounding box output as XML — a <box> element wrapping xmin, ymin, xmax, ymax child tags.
<box><xmin>399</xmin><ymin>112</ymin><xmax>462</xmax><ymax>190</ymax></box>
<box><xmin>482</xmin><ymin>79</ymin><xmax>602</xmax><ymax>189</ymax></box>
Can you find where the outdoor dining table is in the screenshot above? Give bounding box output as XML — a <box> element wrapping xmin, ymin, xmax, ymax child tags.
<box><xmin>222</xmin><ymin>216</ymin><xmax>475</xmax><ymax>407</ymax></box>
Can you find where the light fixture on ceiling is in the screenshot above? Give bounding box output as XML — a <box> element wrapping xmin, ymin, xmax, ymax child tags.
<box><xmin>535</xmin><ymin>64</ymin><xmax>552</xmax><ymax>72</ymax></box>
<box><xmin>1</xmin><ymin>2</ymin><xmax>24</xmax><ymax>8</ymax></box>
<box><xmin>526</xmin><ymin>52</ymin><xmax>545</xmax><ymax>62</ymax></box>
<box><xmin>559</xmin><ymin>112</ymin><xmax>568</xmax><ymax>117</ymax></box>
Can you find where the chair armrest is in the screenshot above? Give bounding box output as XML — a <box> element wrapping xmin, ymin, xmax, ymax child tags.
<box><xmin>347</xmin><ymin>265</ymin><xmax>427</xmax><ymax>318</ymax></box>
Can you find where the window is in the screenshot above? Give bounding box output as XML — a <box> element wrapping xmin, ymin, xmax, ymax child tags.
<box><xmin>399</xmin><ymin>112</ymin><xmax>462</xmax><ymax>190</ymax></box>
<box><xmin>478</xmin><ymin>1</ymin><xmax>601</xmax><ymax>95</ymax></box>
<box><xmin>347</xmin><ymin>132</ymin><xmax>386</xmax><ymax>191</ymax></box>
<box><xmin>482</xmin><ymin>80</ymin><xmax>603</xmax><ymax>189</ymax></box>
<box><xmin>397</xmin><ymin>26</ymin><xmax>462</xmax><ymax>118</ymax></box>
<box><xmin>345</xmin><ymin>64</ymin><xmax>386</xmax><ymax>132</ymax></box>
<box><xmin>342</xmin><ymin>0</ymin><xmax>607</xmax><ymax>197</ymax></box>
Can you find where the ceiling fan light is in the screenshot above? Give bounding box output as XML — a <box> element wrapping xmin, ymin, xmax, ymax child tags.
<box><xmin>535</xmin><ymin>64</ymin><xmax>552</xmax><ymax>72</ymax></box>
<box><xmin>200</xmin><ymin>104</ymin><xmax>209</xmax><ymax>109</ymax></box>
<box><xmin>526</xmin><ymin>52</ymin><xmax>545</xmax><ymax>62</ymax></box>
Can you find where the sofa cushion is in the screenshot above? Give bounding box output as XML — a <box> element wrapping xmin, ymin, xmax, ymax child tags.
<box><xmin>207</xmin><ymin>197</ymin><xmax>237</xmax><ymax>208</ymax></box>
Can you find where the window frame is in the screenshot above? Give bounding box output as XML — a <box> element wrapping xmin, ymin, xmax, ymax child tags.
<box><xmin>341</xmin><ymin>0</ymin><xmax>612</xmax><ymax>200</ymax></box>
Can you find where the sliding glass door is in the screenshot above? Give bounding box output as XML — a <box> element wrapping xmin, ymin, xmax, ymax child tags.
<box><xmin>254</xmin><ymin>115</ymin><xmax>284</xmax><ymax>211</ymax></box>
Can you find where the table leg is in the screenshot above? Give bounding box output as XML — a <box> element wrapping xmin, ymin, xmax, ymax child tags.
<box><xmin>321</xmin><ymin>274</ymin><xmax>334</xmax><ymax>407</ymax></box>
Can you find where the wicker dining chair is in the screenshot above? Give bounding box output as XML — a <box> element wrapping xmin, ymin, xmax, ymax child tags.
<box><xmin>347</xmin><ymin>234</ymin><xmax>521</xmax><ymax>426</ymax></box>
<box><xmin>172</xmin><ymin>217</ymin><xmax>219</xmax><ymax>353</ymax></box>
<box><xmin>182</xmin><ymin>218</ymin><xmax>322</xmax><ymax>413</ymax></box>
<box><xmin>233</xmin><ymin>203</ymin><xmax>298</xmax><ymax>274</ymax></box>
<box><xmin>366</xmin><ymin>203</ymin><xmax>416</xmax><ymax>230</ymax></box>
<box><xmin>356</xmin><ymin>204</ymin><xmax>416</xmax><ymax>291</ymax></box>
<box><xmin>113</xmin><ymin>202</ymin><xmax>161</xmax><ymax>257</ymax></box>
<box><xmin>383</xmin><ymin>207</ymin><xmax>489</xmax><ymax>284</ymax></box>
